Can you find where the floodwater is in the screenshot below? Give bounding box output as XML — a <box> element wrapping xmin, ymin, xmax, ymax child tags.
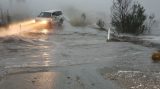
<box><xmin>0</xmin><ymin>22</ymin><xmax>160</xmax><ymax>89</ymax></box>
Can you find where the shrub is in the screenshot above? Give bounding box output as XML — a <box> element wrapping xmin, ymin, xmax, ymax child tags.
<box><xmin>111</xmin><ymin>0</ymin><xmax>155</xmax><ymax>35</ymax></box>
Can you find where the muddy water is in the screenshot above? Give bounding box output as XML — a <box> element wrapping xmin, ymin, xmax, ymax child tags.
<box><xmin>0</xmin><ymin>23</ymin><xmax>159</xmax><ymax>89</ymax></box>
<box><xmin>0</xmin><ymin>23</ymin><xmax>107</xmax><ymax>68</ymax></box>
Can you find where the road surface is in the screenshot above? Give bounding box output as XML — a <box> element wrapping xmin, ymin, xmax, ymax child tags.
<box><xmin>0</xmin><ymin>22</ymin><xmax>159</xmax><ymax>89</ymax></box>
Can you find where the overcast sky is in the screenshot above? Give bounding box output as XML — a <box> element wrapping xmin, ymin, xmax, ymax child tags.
<box><xmin>27</xmin><ymin>0</ymin><xmax>160</xmax><ymax>17</ymax></box>
<box><xmin>0</xmin><ymin>0</ymin><xmax>160</xmax><ymax>21</ymax></box>
<box><xmin>0</xmin><ymin>0</ymin><xmax>160</xmax><ymax>17</ymax></box>
<box><xmin>0</xmin><ymin>0</ymin><xmax>159</xmax><ymax>34</ymax></box>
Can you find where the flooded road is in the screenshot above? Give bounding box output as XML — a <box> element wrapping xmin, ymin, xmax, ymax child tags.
<box><xmin>0</xmin><ymin>22</ymin><xmax>160</xmax><ymax>89</ymax></box>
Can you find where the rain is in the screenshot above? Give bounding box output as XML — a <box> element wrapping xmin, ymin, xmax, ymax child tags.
<box><xmin>0</xmin><ymin>0</ymin><xmax>160</xmax><ymax>89</ymax></box>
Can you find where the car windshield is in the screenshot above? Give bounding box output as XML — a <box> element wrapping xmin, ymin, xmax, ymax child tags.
<box><xmin>52</xmin><ymin>11</ymin><xmax>62</xmax><ymax>16</ymax></box>
<box><xmin>38</xmin><ymin>12</ymin><xmax>51</xmax><ymax>18</ymax></box>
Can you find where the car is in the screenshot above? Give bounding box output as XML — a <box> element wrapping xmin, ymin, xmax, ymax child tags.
<box><xmin>35</xmin><ymin>10</ymin><xmax>64</xmax><ymax>28</ymax></box>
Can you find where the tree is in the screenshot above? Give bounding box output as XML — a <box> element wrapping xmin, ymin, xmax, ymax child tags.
<box><xmin>96</xmin><ymin>19</ymin><xmax>105</xmax><ymax>29</ymax></box>
<box><xmin>111</xmin><ymin>0</ymin><xmax>155</xmax><ymax>35</ymax></box>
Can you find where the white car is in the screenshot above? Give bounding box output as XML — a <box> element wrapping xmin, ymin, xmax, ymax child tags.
<box><xmin>35</xmin><ymin>10</ymin><xmax>64</xmax><ymax>28</ymax></box>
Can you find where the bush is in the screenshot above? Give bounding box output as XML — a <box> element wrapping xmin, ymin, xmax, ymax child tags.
<box><xmin>111</xmin><ymin>0</ymin><xmax>155</xmax><ymax>35</ymax></box>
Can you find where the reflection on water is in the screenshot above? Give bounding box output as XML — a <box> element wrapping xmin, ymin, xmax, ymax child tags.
<box><xmin>29</xmin><ymin>72</ymin><xmax>57</xmax><ymax>89</ymax></box>
<box><xmin>42</xmin><ymin>52</ymin><xmax>51</xmax><ymax>66</ymax></box>
<box><xmin>0</xmin><ymin>30</ymin><xmax>56</xmax><ymax>68</ymax></box>
<box><xmin>0</xmin><ymin>72</ymin><xmax>59</xmax><ymax>89</ymax></box>
<box><xmin>0</xmin><ymin>19</ymin><xmax>57</xmax><ymax>68</ymax></box>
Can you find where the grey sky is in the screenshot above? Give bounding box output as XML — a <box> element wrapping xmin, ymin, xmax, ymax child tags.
<box><xmin>0</xmin><ymin>0</ymin><xmax>160</xmax><ymax>19</ymax></box>
<box><xmin>26</xmin><ymin>0</ymin><xmax>160</xmax><ymax>16</ymax></box>
<box><xmin>0</xmin><ymin>0</ymin><xmax>159</xmax><ymax>34</ymax></box>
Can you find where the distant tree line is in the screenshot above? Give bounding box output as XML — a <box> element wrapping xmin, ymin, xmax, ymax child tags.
<box><xmin>111</xmin><ymin>0</ymin><xmax>156</xmax><ymax>35</ymax></box>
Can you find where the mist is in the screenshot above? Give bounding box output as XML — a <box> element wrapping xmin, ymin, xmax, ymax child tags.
<box><xmin>0</xmin><ymin>0</ymin><xmax>160</xmax><ymax>21</ymax></box>
<box><xmin>0</xmin><ymin>0</ymin><xmax>160</xmax><ymax>34</ymax></box>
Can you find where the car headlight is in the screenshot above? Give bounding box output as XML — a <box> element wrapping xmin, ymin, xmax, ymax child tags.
<box><xmin>41</xmin><ymin>29</ymin><xmax>49</xmax><ymax>34</ymax></box>
<box><xmin>41</xmin><ymin>20</ymin><xmax>48</xmax><ymax>24</ymax></box>
<box><xmin>32</xmin><ymin>19</ymin><xmax>36</xmax><ymax>23</ymax></box>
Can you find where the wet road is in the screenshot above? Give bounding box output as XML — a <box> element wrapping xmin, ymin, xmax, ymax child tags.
<box><xmin>0</xmin><ymin>22</ymin><xmax>160</xmax><ymax>89</ymax></box>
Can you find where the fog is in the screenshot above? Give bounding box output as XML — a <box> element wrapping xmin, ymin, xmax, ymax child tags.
<box><xmin>0</xmin><ymin>0</ymin><xmax>160</xmax><ymax>34</ymax></box>
<box><xmin>0</xmin><ymin>0</ymin><xmax>160</xmax><ymax>20</ymax></box>
<box><xmin>139</xmin><ymin>0</ymin><xmax>160</xmax><ymax>18</ymax></box>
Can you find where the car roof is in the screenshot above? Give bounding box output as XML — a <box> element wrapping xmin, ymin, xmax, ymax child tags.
<box><xmin>43</xmin><ymin>10</ymin><xmax>62</xmax><ymax>13</ymax></box>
